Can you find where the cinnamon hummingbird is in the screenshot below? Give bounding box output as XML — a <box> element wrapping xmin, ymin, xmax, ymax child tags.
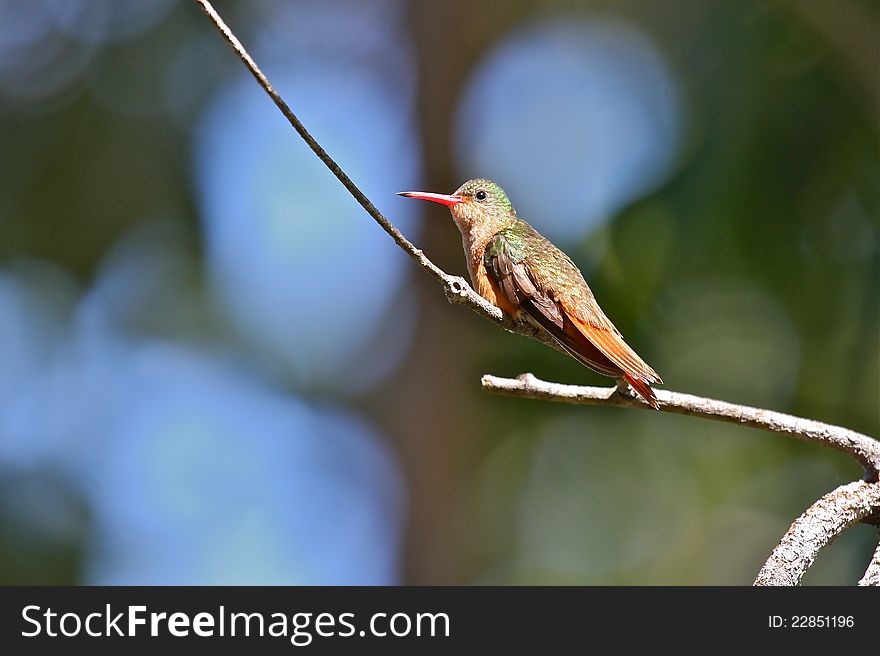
<box><xmin>398</xmin><ymin>179</ymin><xmax>662</xmax><ymax>408</ymax></box>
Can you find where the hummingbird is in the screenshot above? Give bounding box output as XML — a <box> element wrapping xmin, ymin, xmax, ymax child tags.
<box><xmin>398</xmin><ymin>179</ymin><xmax>662</xmax><ymax>408</ymax></box>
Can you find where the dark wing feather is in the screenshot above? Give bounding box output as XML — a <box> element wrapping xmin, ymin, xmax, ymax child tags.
<box><xmin>484</xmin><ymin>229</ymin><xmax>562</xmax><ymax>329</ymax></box>
<box><xmin>484</xmin><ymin>227</ymin><xmax>662</xmax><ymax>409</ymax></box>
<box><xmin>483</xmin><ymin>230</ymin><xmax>620</xmax><ymax>377</ymax></box>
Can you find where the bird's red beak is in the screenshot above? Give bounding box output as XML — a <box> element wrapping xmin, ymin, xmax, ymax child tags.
<box><xmin>397</xmin><ymin>191</ymin><xmax>463</xmax><ymax>206</ymax></box>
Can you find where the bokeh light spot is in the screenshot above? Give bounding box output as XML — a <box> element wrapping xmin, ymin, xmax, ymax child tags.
<box><xmin>455</xmin><ymin>16</ymin><xmax>683</xmax><ymax>243</ymax></box>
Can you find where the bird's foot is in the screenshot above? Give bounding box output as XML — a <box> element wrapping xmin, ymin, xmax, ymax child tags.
<box><xmin>615</xmin><ymin>378</ymin><xmax>637</xmax><ymax>400</ymax></box>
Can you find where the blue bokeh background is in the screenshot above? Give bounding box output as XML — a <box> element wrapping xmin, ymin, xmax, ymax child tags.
<box><xmin>0</xmin><ymin>0</ymin><xmax>876</xmax><ymax>584</ymax></box>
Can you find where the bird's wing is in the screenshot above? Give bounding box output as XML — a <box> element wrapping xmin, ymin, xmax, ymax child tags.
<box><xmin>484</xmin><ymin>229</ymin><xmax>620</xmax><ymax>377</ymax></box>
<box><xmin>484</xmin><ymin>229</ymin><xmax>563</xmax><ymax>326</ymax></box>
<box><xmin>484</xmin><ymin>228</ymin><xmax>662</xmax><ymax>406</ymax></box>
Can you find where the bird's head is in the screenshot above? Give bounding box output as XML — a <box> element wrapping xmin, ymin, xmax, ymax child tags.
<box><xmin>398</xmin><ymin>178</ymin><xmax>514</xmax><ymax>233</ymax></box>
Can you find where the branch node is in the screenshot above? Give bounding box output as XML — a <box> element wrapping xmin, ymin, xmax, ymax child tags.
<box><xmin>754</xmin><ymin>481</ymin><xmax>880</xmax><ymax>586</ymax></box>
<box><xmin>481</xmin><ymin>373</ymin><xmax>880</xmax><ymax>480</ymax></box>
<box><xmin>516</xmin><ymin>372</ymin><xmax>537</xmax><ymax>391</ymax></box>
<box><xmin>443</xmin><ymin>275</ymin><xmax>469</xmax><ymax>299</ymax></box>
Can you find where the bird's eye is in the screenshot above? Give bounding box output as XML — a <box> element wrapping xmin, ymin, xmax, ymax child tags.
<box><xmin>475</xmin><ymin>190</ymin><xmax>487</xmax><ymax>201</ymax></box>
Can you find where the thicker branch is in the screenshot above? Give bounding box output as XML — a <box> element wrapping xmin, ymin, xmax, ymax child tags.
<box><xmin>481</xmin><ymin>374</ymin><xmax>880</xmax><ymax>480</ymax></box>
<box><xmin>754</xmin><ymin>481</ymin><xmax>880</xmax><ymax>586</ymax></box>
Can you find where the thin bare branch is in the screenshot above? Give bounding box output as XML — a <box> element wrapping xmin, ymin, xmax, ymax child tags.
<box><xmin>191</xmin><ymin>0</ymin><xmax>566</xmax><ymax>356</ymax></box>
<box><xmin>753</xmin><ymin>481</ymin><xmax>880</xmax><ymax>586</ymax></box>
<box><xmin>481</xmin><ymin>373</ymin><xmax>880</xmax><ymax>480</ymax></box>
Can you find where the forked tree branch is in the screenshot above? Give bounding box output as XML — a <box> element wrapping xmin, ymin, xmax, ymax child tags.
<box><xmin>753</xmin><ymin>481</ymin><xmax>880</xmax><ymax>586</ymax></box>
<box><xmin>481</xmin><ymin>373</ymin><xmax>880</xmax><ymax>481</ymax></box>
<box><xmin>193</xmin><ymin>0</ymin><xmax>880</xmax><ymax>584</ymax></box>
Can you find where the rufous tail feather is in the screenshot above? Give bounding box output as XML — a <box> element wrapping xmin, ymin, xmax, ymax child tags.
<box><xmin>623</xmin><ymin>374</ymin><xmax>660</xmax><ymax>409</ymax></box>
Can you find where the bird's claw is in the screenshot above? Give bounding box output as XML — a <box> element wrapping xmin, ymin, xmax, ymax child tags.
<box><xmin>615</xmin><ymin>378</ymin><xmax>636</xmax><ymax>400</ymax></box>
